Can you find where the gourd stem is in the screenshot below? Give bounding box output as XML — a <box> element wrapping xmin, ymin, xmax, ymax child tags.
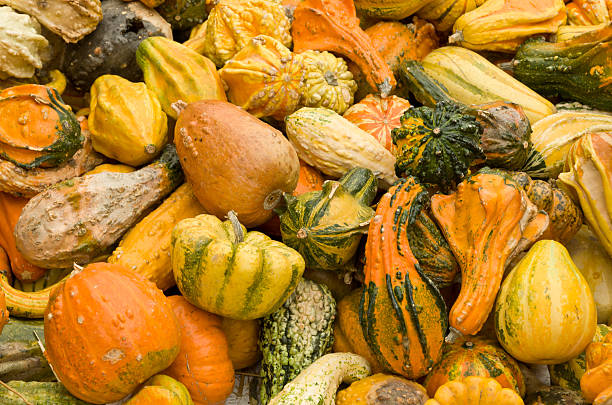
<box><xmin>0</xmin><ymin>380</ymin><xmax>33</xmax><ymax>405</ymax></box>
<box><xmin>227</xmin><ymin>211</ymin><xmax>244</xmax><ymax>244</ymax></box>
<box><xmin>448</xmin><ymin>32</ymin><xmax>464</xmax><ymax>44</ymax></box>
<box><xmin>235</xmin><ymin>371</ymin><xmax>263</xmax><ymax>378</ymax></box>
<box><xmin>445</xmin><ymin>326</ymin><xmax>463</xmax><ymax>344</ymax></box>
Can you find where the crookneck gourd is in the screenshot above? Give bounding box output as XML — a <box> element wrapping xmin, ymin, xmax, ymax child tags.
<box><xmin>14</xmin><ymin>145</ymin><xmax>183</xmax><ymax>269</ymax></box>
<box><xmin>219</xmin><ymin>35</ymin><xmax>304</xmax><ymax>120</ymax></box>
<box><xmin>278</xmin><ymin>167</ymin><xmax>377</xmax><ymax>272</ymax></box>
<box><xmin>360</xmin><ymin>177</ymin><xmax>448</xmax><ymax>379</ymax></box>
<box><xmin>430</xmin><ymin>169</ymin><xmax>549</xmax><ymax>336</ymax></box>
<box><xmin>0</xmin><ymin>84</ymin><xmax>82</xmax><ymax>169</ymax></box>
<box><xmin>392</xmin><ymin>100</ymin><xmax>484</xmax><ymax>192</ymax></box>
<box><xmin>292</xmin><ymin>0</ymin><xmax>396</xmax><ymax>96</ymax></box>
<box><xmin>171</xmin><ymin>213</ymin><xmax>305</xmax><ymax>320</ymax></box>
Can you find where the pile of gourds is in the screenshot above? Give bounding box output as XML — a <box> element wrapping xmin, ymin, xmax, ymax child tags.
<box><xmin>0</xmin><ymin>0</ymin><xmax>611</xmax><ymax>403</ymax></box>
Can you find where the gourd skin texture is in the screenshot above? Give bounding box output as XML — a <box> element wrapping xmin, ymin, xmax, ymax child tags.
<box><xmin>267</xmin><ymin>353</ymin><xmax>371</xmax><ymax>405</ymax></box>
<box><xmin>220</xmin><ymin>318</ymin><xmax>260</xmax><ymax>370</ymax></box>
<box><xmin>164</xmin><ymin>296</ymin><xmax>234</xmax><ymax>405</ymax></box>
<box><xmin>495</xmin><ymin>240</ymin><xmax>597</xmax><ymax>364</ymax></box>
<box><xmin>88</xmin><ymin>75</ymin><xmax>168</xmax><ymax>166</ymax></box>
<box><xmin>44</xmin><ymin>263</ymin><xmax>181</xmax><ymax>404</ymax></box>
<box><xmin>259</xmin><ymin>279</ymin><xmax>336</xmax><ymax>404</ymax></box>
<box><xmin>353</xmin><ymin>0</ymin><xmax>426</xmax><ymax>19</ymax></box>
<box><xmin>431</xmin><ymin>170</ymin><xmax>549</xmax><ymax>336</ymax></box>
<box><xmin>171</xmin><ymin>214</ymin><xmax>305</xmax><ymax>320</ymax></box>
<box><xmin>219</xmin><ymin>35</ymin><xmax>303</xmax><ymax>120</ymax></box>
<box><xmin>424</xmin><ymin>376</ymin><xmax>524</xmax><ymax>405</ymax></box>
<box><xmin>0</xmin><ymin>381</ymin><xmax>91</xmax><ymax>404</ymax></box>
<box><xmin>136</xmin><ymin>37</ymin><xmax>226</xmax><ymax>120</ymax></box>
<box><xmin>126</xmin><ymin>374</ymin><xmax>193</xmax><ymax>405</ymax></box>
<box><xmin>0</xmin><ymin>7</ymin><xmax>49</xmax><ymax>79</ymax></box>
<box><xmin>360</xmin><ymin>177</ymin><xmax>448</xmax><ymax>379</ymax></box>
<box><xmin>15</xmin><ymin>145</ymin><xmax>183</xmax><ymax>269</ymax></box>
<box><xmin>581</xmin><ymin>333</ymin><xmax>612</xmax><ymax>403</ymax></box>
<box><xmin>336</xmin><ymin>373</ymin><xmax>429</xmax><ymax>405</ymax></box>
<box><xmin>417</xmin><ymin>0</ymin><xmax>487</xmax><ymax>32</ymax></box>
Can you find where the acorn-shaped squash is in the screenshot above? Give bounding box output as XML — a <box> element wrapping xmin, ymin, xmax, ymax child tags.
<box><xmin>171</xmin><ymin>213</ymin><xmax>305</xmax><ymax>320</ymax></box>
<box><xmin>0</xmin><ymin>85</ymin><xmax>82</xmax><ymax>170</ymax></box>
<box><xmin>89</xmin><ymin>75</ymin><xmax>168</xmax><ymax>166</ymax></box>
<box><xmin>278</xmin><ymin>167</ymin><xmax>377</xmax><ymax>272</ymax></box>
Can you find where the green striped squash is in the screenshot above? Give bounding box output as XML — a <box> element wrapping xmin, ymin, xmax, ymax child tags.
<box><xmin>278</xmin><ymin>167</ymin><xmax>377</xmax><ymax>272</ymax></box>
<box><xmin>171</xmin><ymin>213</ymin><xmax>305</xmax><ymax>320</ymax></box>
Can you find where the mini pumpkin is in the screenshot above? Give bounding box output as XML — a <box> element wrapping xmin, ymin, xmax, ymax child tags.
<box><xmin>424</xmin><ymin>376</ymin><xmax>524</xmax><ymax>405</ymax></box>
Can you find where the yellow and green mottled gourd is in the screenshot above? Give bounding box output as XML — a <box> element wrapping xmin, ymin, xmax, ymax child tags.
<box><xmin>0</xmin><ymin>381</ymin><xmax>91</xmax><ymax>404</ymax></box>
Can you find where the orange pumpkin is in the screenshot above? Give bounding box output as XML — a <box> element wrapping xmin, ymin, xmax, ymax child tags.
<box><xmin>165</xmin><ymin>296</ymin><xmax>235</xmax><ymax>405</ymax></box>
<box><xmin>343</xmin><ymin>94</ymin><xmax>411</xmax><ymax>152</ymax></box>
<box><xmin>0</xmin><ymin>192</ymin><xmax>46</xmax><ymax>281</ymax></box>
<box><xmin>44</xmin><ymin>263</ymin><xmax>181</xmax><ymax>404</ymax></box>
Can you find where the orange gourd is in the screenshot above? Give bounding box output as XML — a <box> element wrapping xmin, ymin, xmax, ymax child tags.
<box><xmin>221</xmin><ymin>318</ymin><xmax>261</xmax><ymax>370</ymax></box>
<box><xmin>581</xmin><ymin>333</ymin><xmax>612</xmax><ymax>404</ymax></box>
<box><xmin>0</xmin><ymin>192</ymin><xmax>46</xmax><ymax>281</ymax></box>
<box><xmin>360</xmin><ymin>177</ymin><xmax>448</xmax><ymax>379</ymax></box>
<box><xmin>44</xmin><ymin>263</ymin><xmax>181</xmax><ymax>404</ymax></box>
<box><xmin>343</xmin><ymin>94</ymin><xmax>411</xmax><ymax>152</ymax></box>
<box><xmin>165</xmin><ymin>296</ymin><xmax>235</xmax><ymax>405</ymax></box>
<box><xmin>430</xmin><ymin>170</ymin><xmax>549</xmax><ymax>336</ymax></box>
<box><xmin>566</xmin><ymin>0</ymin><xmax>610</xmax><ymax>24</ymax></box>
<box><xmin>292</xmin><ymin>0</ymin><xmax>396</xmax><ymax>96</ymax></box>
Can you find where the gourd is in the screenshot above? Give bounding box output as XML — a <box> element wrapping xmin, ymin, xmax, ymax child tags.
<box><xmin>421</xmin><ymin>46</ymin><xmax>556</xmax><ymax>124</ymax></box>
<box><xmin>220</xmin><ymin>318</ymin><xmax>260</xmax><ymax>370</ymax></box>
<box><xmin>44</xmin><ymin>263</ymin><xmax>181</xmax><ymax>404</ymax></box>
<box><xmin>259</xmin><ymin>279</ymin><xmax>336</xmax><ymax>404</ymax></box>
<box><xmin>0</xmin><ymin>0</ymin><xmax>101</xmax><ymax>43</ymax></box>
<box><xmin>219</xmin><ymin>36</ymin><xmax>303</xmax><ymax>120</ymax></box>
<box><xmin>360</xmin><ymin>177</ymin><xmax>448</xmax><ymax>379</ymax></box>
<box><xmin>88</xmin><ymin>75</ymin><xmax>168</xmax><ymax>166</ymax></box>
<box><xmin>15</xmin><ymin>145</ymin><xmax>183</xmax><ymax>269</ymax></box>
<box><xmin>0</xmin><ymin>381</ymin><xmax>91</xmax><ymax>404</ymax></box>
<box><xmin>424</xmin><ymin>376</ymin><xmax>524</xmax><ymax>405</ymax></box>
<box><xmin>85</xmin><ymin>163</ymin><xmax>135</xmax><ymax>176</ymax></box>
<box><xmin>558</xmin><ymin>131</ymin><xmax>612</xmax><ymax>258</ymax></box>
<box><xmin>343</xmin><ymin>94</ymin><xmax>411</xmax><ymax>152</ymax></box>
<box><xmin>511</xmin><ymin>172</ymin><xmax>583</xmax><ymax>244</ymax></box>
<box><xmin>165</xmin><ymin>296</ymin><xmax>234</xmax><ymax>405</ymax></box>
<box><xmin>352</xmin><ymin>0</ymin><xmax>426</xmax><ymax>19</ymax></box>
<box><xmin>417</xmin><ymin>0</ymin><xmax>487</xmax><ymax>32</ymax></box>
<box><xmin>126</xmin><ymin>374</ymin><xmax>193</xmax><ymax>405</ymax></box>
<box><xmin>581</xmin><ymin>333</ymin><xmax>612</xmax><ymax>403</ymax></box>
<box><xmin>12</xmin><ymin>268</ymin><xmax>69</xmax><ymax>292</ymax></box>
<box><xmin>566</xmin><ymin>0</ymin><xmax>610</xmax><ymax>24</ymax></box>
<box><xmin>299</xmin><ymin>50</ymin><xmax>357</xmax><ymax>115</ymax></box>
<box><xmin>203</xmin><ymin>0</ymin><xmax>292</xmax><ymax>67</ymax></box>
<box><xmin>277</xmin><ymin>167</ymin><xmax>377</xmax><ymax>272</ymax></box>
<box><xmin>0</xmin><ymin>7</ymin><xmax>49</xmax><ymax>80</ymax></box>
<box><xmin>555</xmin><ymin>23</ymin><xmax>609</xmax><ymax>42</ymax></box>
<box><xmin>136</xmin><ymin>36</ymin><xmax>226</xmax><ymax>120</ymax></box>
<box><xmin>511</xmin><ymin>27</ymin><xmax>612</xmax><ymax>111</ymax></box>
<box><xmin>0</xmin><ymin>192</ymin><xmax>46</xmax><ymax>282</ymax></box>
<box><xmin>62</xmin><ymin>0</ymin><xmax>171</xmax><ymax>90</ymax></box>
<box><xmin>549</xmin><ymin>324</ymin><xmax>612</xmax><ymax>392</ymax></box>
<box><xmin>157</xmin><ymin>0</ymin><xmax>208</xmax><ymax>30</ymax></box>
<box><xmin>431</xmin><ymin>169</ymin><xmax>549</xmax><ymax>336</ymax></box>
<box><xmin>285</xmin><ymin>107</ymin><xmax>397</xmax><ymax>188</ymax></box>
<box><xmin>450</xmin><ymin>0</ymin><xmax>567</xmax><ymax>52</ymax></box>
<box><xmin>267</xmin><ymin>353</ymin><xmax>371</xmax><ymax>405</ymax></box>
<box><xmin>392</xmin><ymin>100</ymin><xmax>484</xmax><ymax>192</ymax></box>
<box><xmin>0</xmin><ymin>84</ymin><xmax>83</xmax><ymax>169</ymax></box>
<box><xmin>336</xmin><ymin>374</ymin><xmax>429</xmax><ymax>405</ymax></box>
<box><xmin>522</xmin><ymin>111</ymin><xmax>612</xmax><ymax>178</ymax></box>
<box><xmin>174</xmin><ymin>100</ymin><xmax>300</xmax><ymax>227</ymax></box>
<box><xmin>495</xmin><ymin>240</ymin><xmax>597</xmax><ymax>364</ymax></box>
<box><xmin>525</xmin><ymin>385</ymin><xmax>588</xmax><ymax>405</ymax></box>
<box><xmin>424</xmin><ymin>337</ymin><xmax>525</xmax><ymax>397</ymax></box>
<box><xmin>171</xmin><ymin>213</ymin><xmax>305</xmax><ymax>320</ymax></box>
<box><xmin>566</xmin><ymin>227</ymin><xmax>612</xmax><ymax>323</ymax></box>
<box><xmin>292</xmin><ymin>0</ymin><xmax>396</xmax><ymax>96</ymax></box>
<box><xmin>108</xmin><ymin>183</ymin><xmax>205</xmax><ymax>291</ymax></box>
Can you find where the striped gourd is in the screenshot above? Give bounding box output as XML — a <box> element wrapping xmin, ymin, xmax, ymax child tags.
<box><xmin>278</xmin><ymin>167</ymin><xmax>377</xmax><ymax>272</ymax></box>
<box><xmin>360</xmin><ymin>177</ymin><xmax>448</xmax><ymax>379</ymax></box>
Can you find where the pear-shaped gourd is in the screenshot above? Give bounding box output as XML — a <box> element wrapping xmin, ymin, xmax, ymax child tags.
<box><xmin>494</xmin><ymin>240</ymin><xmax>597</xmax><ymax>364</ymax></box>
<box><xmin>278</xmin><ymin>167</ymin><xmax>377</xmax><ymax>272</ymax></box>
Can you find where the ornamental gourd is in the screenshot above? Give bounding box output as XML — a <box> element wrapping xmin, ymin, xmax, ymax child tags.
<box><xmin>352</xmin><ymin>0</ymin><xmax>427</xmax><ymax>19</ymax></box>
<box><xmin>126</xmin><ymin>375</ymin><xmax>193</xmax><ymax>405</ymax></box>
<box><xmin>392</xmin><ymin>100</ymin><xmax>484</xmax><ymax>192</ymax></box>
<box><xmin>417</xmin><ymin>0</ymin><xmax>487</xmax><ymax>32</ymax></box>
<box><xmin>336</xmin><ymin>374</ymin><xmax>429</xmax><ymax>405</ymax></box>
<box><xmin>424</xmin><ymin>376</ymin><xmax>524</xmax><ymax>405</ymax></box>
<box><xmin>431</xmin><ymin>170</ymin><xmax>549</xmax><ymax>336</ymax></box>
<box><xmin>44</xmin><ymin>263</ymin><xmax>181</xmax><ymax>404</ymax></box>
<box><xmin>360</xmin><ymin>177</ymin><xmax>448</xmax><ymax>379</ymax></box>
<box><xmin>220</xmin><ymin>318</ymin><xmax>260</xmax><ymax>370</ymax></box>
<box><xmin>566</xmin><ymin>0</ymin><xmax>610</xmax><ymax>24</ymax></box>
<box><xmin>219</xmin><ymin>36</ymin><xmax>303</xmax><ymax>120</ymax></box>
<box><xmin>171</xmin><ymin>213</ymin><xmax>305</xmax><ymax>320</ymax></box>
<box><xmin>164</xmin><ymin>296</ymin><xmax>234</xmax><ymax>405</ymax></box>
<box><xmin>88</xmin><ymin>75</ymin><xmax>168</xmax><ymax>166</ymax></box>
<box><xmin>581</xmin><ymin>333</ymin><xmax>612</xmax><ymax>403</ymax></box>
<box><xmin>495</xmin><ymin>240</ymin><xmax>597</xmax><ymax>364</ymax></box>
<box><xmin>0</xmin><ymin>85</ymin><xmax>82</xmax><ymax>169</ymax></box>
<box><xmin>278</xmin><ymin>167</ymin><xmax>377</xmax><ymax>272</ymax></box>
<box><xmin>157</xmin><ymin>0</ymin><xmax>208</xmax><ymax>30</ymax></box>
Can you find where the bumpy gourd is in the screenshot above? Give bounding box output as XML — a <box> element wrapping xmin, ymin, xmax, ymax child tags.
<box><xmin>0</xmin><ymin>7</ymin><xmax>49</xmax><ymax>80</ymax></box>
<box><xmin>89</xmin><ymin>75</ymin><xmax>168</xmax><ymax>166</ymax></box>
<box><xmin>337</xmin><ymin>374</ymin><xmax>429</xmax><ymax>405</ymax></box>
<box><xmin>219</xmin><ymin>36</ymin><xmax>303</xmax><ymax>120</ymax></box>
<box><xmin>259</xmin><ymin>279</ymin><xmax>336</xmax><ymax>404</ymax></box>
